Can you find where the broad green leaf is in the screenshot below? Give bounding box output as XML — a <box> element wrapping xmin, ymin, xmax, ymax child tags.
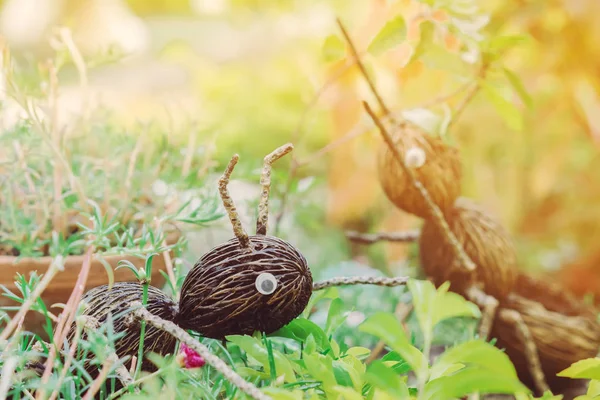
<box><xmin>482</xmin><ymin>83</ymin><xmax>524</xmax><ymax>131</ymax></box>
<box><xmin>503</xmin><ymin>67</ymin><xmax>533</xmax><ymax>108</ymax></box>
<box><xmin>367</xmin><ymin>16</ymin><xmax>407</xmax><ymax>55</ymax></box>
<box><xmin>413</xmin><ymin>20</ymin><xmax>436</xmax><ymax>60</ymax></box>
<box><xmin>330</xmin><ymin>338</ymin><xmax>341</xmax><ymax>358</ymax></box>
<box><xmin>431</xmin><ymin>290</ymin><xmax>481</xmax><ymax>326</ymax></box>
<box><xmin>558</xmin><ymin>358</ymin><xmax>600</xmax><ymax>380</ymax></box>
<box><xmin>304</xmin><ymin>334</ymin><xmax>317</xmax><ymax>355</ymax></box>
<box><xmin>302</xmin><ymin>287</ymin><xmax>339</xmax><ymax>319</ymax></box>
<box><xmin>322</xmin><ymin>35</ymin><xmax>346</xmax><ymax>62</ymax></box>
<box><xmin>430</xmin><ymin>339</ymin><xmax>519</xmax><ymax>380</ymax></box>
<box><xmin>304</xmin><ymin>353</ymin><xmax>337</xmax><ymax>396</ymax></box>
<box><xmin>588</xmin><ymin>380</ymin><xmax>600</xmax><ymax>397</ymax></box>
<box><xmin>236</xmin><ymin>366</ymin><xmax>271</xmax><ymax>380</ymax></box>
<box><xmin>346</xmin><ymin>346</ymin><xmax>371</xmax><ymax>359</ymax></box>
<box><xmin>326</xmin><ymin>298</ymin><xmax>347</xmax><ymax>335</ymax></box>
<box><xmin>359</xmin><ymin>312</ymin><xmax>427</xmax><ymax>378</ymax></box>
<box><xmin>226</xmin><ymin>335</ymin><xmax>296</xmax><ymax>382</ymax></box>
<box><xmin>365</xmin><ymin>360</ymin><xmax>410</xmax><ymax>399</ymax></box>
<box><xmin>408</xmin><ymin>280</ymin><xmax>480</xmax><ymax>345</ymax></box>
<box><xmin>332</xmin><ymin>386</ymin><xmax>364</xmax><ymax>400</ymax></box>
<box><xmin>372</xmin><ymin>388</ymin><xmax>398</xmax><ymax>400</ymax></box>
<box><xmin>332</xmin><ymin>361</ymin><xmax>355</xmax><ymax>388</ymax></box>
<box><xmin>422</xmin><ymin>366</ymin><xmax>530</xmax><ymax>399</ymax></box>
<box><xmin>272</xmin><ymin>318</ymin><xmax>330</xmax><ymax>352</ymax></box>
<box><xmin>336</xmin><ymin>355</ymin><xmax>365</xmax><ymax>391</ymax></box>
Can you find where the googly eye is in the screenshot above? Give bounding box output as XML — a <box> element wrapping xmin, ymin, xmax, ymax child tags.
<box><xmin>255</xmin><ymin>273</ymin><xmax>277</xmax><ymax>295</ymax></box>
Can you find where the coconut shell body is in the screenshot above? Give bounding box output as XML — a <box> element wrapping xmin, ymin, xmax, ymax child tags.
<box><xmin>377</xmin><ymin>126</ymin><xmax>462</xmax><ymax>219</ymax></box>
<box><xmin>418</xmin><ymin>197</ymin><xmax>517</xmax><ymax>300</ymax></box>
<box><xmin>178</xmin><ymin>235</ymin><xmax>313</xmax><ymax>339</ymax></box>
<box><xmin>491</xmin><ymin>273</ymin><xmax>600</xmax><ymax>392</ymax></box>
<box><xmin>68</xmin><ymin>282</ymin><xmax>178</xmax><ymax>373</ymax></box>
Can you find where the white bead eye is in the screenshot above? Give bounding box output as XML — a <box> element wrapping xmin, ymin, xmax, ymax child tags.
<box><xmin>255</xmin><ymin>273</ymin><xmax>277</xmax><ymax>295</ymax></box>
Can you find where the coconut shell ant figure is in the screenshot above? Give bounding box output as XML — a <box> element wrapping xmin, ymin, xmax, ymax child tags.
<box><xmin>347</xmin><ymin>101</ymin><xmax>600</xmax><ymax>396</ymax></box>
<box><xmin>41</xmin><ymin>143</ymin><xmax>409</xmax><ymax>400</ymax></box>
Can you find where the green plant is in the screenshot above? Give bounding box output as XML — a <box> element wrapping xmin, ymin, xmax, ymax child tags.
<box><xmin>0</xmin><ymin>38</ymin><xmax>225</xmax><ymax>263</ymax></box>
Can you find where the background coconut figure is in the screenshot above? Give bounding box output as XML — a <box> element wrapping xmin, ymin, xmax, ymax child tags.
<box><xmin>348</xmin><ymin>96</ymin><xmax>600</xmax><ymax>396</ymax></box>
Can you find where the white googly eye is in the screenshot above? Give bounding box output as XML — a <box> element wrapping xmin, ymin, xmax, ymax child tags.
<box><xmin>255</xmin><ymin>273</ymin><xmax>277</xmax><ymax>295</ymax></box>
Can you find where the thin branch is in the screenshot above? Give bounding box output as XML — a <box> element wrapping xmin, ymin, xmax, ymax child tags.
<box><xmin>256</xmin><ymin>143</ymin><xmax>293</xmax><ymax>235</ymax></box>
<box><xmin>313</xmin><ymin>276</ymin><xmax>409</xmax><ymax>291</ymax></box>
<box><xmin>336</xmin><ymin>18</ymin><xmax>394</xmax><ymax>120</ymax></box>
<box><xmin>499</xmin><ymin>308</ymin><xmax>549</xmax><ymax>394</ymax></box>
<box><xmin>346</xmin><ymin>229</ymin><xmax>420</xmax><ymax>244</ymax></box>
<box><xmin>132</xmin><ymin>303</ymin><xmax>272</xmax><ymax>400</ymax></box>
<box><xmin>465</xmin><ymin>286</ymin><xmax>498</xmax><ymax>341</ymax></box>
<box><xmin>36</xmin><ymin>248</ymin><xmax>93</xmax><ymax>400</ymax></box>
<box><xmin>218</xmin><ymin>154</ymin><xmax>250</xmax><ymax>249</ymax></box>
<box><xmin>363</xmin><ymin>101</ymin><xmax>476</xmax><ymax>272</ymax></box>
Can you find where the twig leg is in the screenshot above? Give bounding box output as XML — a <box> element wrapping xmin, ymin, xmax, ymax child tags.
<box><xmin>345</xmin><ymin>230</ymin><xmax>420</xmax><ymax>245</ymax></box>
<box><xmin>466</xmin><ymin>287</ymin><xmax>498</xmax><ymax>341</ymax></box>
<box><xmin>499</xmin><ymin>309</ymin><xmax>549</xmax><ymax>394</ymax></box>
<box><xmin>313</xmin><ymin>276</ymin><xmax>409</xmax><ymax>291</ymax></box>
<box><xmin>256</xmin><ymin>143</ymin><xmax>293</xmax><ymax>235</ymax></box>
<box><xmin>219</xmin><ymin>154</ymin><xmax>250</xmax><ymax>249</ymax></box>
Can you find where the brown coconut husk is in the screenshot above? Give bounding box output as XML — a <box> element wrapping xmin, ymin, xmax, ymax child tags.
<box><xmin>491</xmin><ymin>272</ymin><xmax>600</xmax><ymax>391</ymax></box>
<box><xmin>377</xmin><ymin>124</ymin><xmax>462</xmax><ymax>219</ymax></box>
<box><xmin>418</xmin><ymin>197</ymin><xmax>518</xmax><ymax>300</ymax></box>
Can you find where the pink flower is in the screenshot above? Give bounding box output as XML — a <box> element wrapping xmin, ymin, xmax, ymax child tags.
<box><xmin>177</xmin><ymin>343</ymin><xmax>206</xmax><ymax>369</ymax></box>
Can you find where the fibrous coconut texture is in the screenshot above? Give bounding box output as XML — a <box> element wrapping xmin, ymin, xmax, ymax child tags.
<box><xmin>70</xmin><ymin>282</ymin><xmax>179</xmax><ymax>373</ymax></box>
<box><xmin>377</xmin><ymin>125</ymin><xmax>462</xmax><ymax>219</ymax></box>
<box><xmin>491</xmin><ymin>273</ymin><xmax>600</xmax><ymax>390</ymax></box>
<box><xmin>65</xmin><ymin>235</ymin><xmax>312</xmax><ymax>373</ymax></box>
<box><xmin>178</xmin><ymin>235</ymin><xmax>313</xmax><ymax>339</ymax></box>
<box><xmin>418</xmin><ymin>197</ymin><xmax>518</xmax><ymax>300</ymax></box>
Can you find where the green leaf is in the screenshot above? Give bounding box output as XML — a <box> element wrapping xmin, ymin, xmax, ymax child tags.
<box><xmin>332</xmin><ymin>361</ymin><xmax>355</xmax><ymax>388</ymax></box>
<box><xmin>430</xmin><ymin>339</ymin><xmax>519</xmax><ymax>381</ymax></box>
<box><xmin>359</xmin><ymin>312</ymin><xmax>427</xmax><ymax>378</ymax></box>
<box><xmin>302</xmin><ymin>287</ymin><xmax>339</xmax><ymax>319</ymax></box>
<box><xmin>408</xmin><ymin>280</ymin><xmax>480</xmax><ymax>344</ymax></box>
<box><xmin>262</xmin><ymin>387</ymin><xmax>304</xmax><ymax>400</ymax></box>
<box><xmin>338</xmin><ymin>354</ymin><xmax>366</xmax><ymax>390</ymax></box>
<box><xmin>368</xmin><ymin>16</ymin><xmax>407</xmax><ymax>55</ymax></box>
<box><xmin>558</xmin><ymin>358</ymin><xmax>600</xmax><ymax>380</ymax></box>
<box><xmin>271</xmin><ymin>318</ymin><xmax>330</xmax><ymax>353</ymax></box>
<box><xmin>365</xmin><ymin>360</ymin><xmax>410</xmax><ymax>399</ymax></box>
<box><xmin>587</xmin><ymin>379</ymin><xmax>600</xmax><ymax>397</ymax></box>
<box><xmin>226</xmin><ymin>335</ymin><xmax>296</xmax><ymax>382</ymax></box>
<box><xmin>422</xmin><ymin>366</ymin><xmax>530</xmax><ymax>399</ymax></box>
<box><xmin>332</xmin><ymin>386</ymin><xmax>364</xmax><ymax>400</ymax></box>
<box><xmin>412</xmin><ymin>20</ymin><xmax>436</xmax><ymax>60</ymax></box>
<box><xmin>482</xmin><ymin>83</ymin><xmax>524</xmax><ymax>131</ymax></box>
<box><xmin>326</xmin><ymin>298</ymin><xmax>347</xmax><ymax>335</ymax></box>
<box><xmin>503</xmin><ymin>67</ymin><xmax>533</xmax><ymax>108</ymax></box>
<box><xmin>303</xmin><ymin>353</ymin><xmax>337</xmax><ymax>396</ymax></box>
<box><xmin>322</xmin><ymin>34</ymin><xmax>345</xmax><ymax>62</ymax></box>
<box><xmin>345</xmin><ymin>346</ymin><xmax>371</xmax><ymax>360</ymax></box>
